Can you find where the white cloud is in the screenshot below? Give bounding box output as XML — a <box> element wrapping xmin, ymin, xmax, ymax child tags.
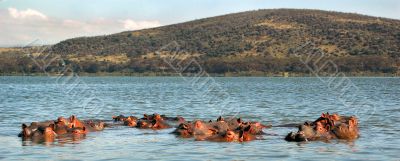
<box><xmin>0</xmin><ymin>8</ymin><xmax>162</xmax><ymax>47</ymax></box>
<box><xmin>121</xmin><ymin>19</ymin><xmax>161</xmax><ymax>30</ymax></box>
<box><xmin>8</xmin><ymin>8</ymin><xmax>47</xmax><ymax>20</ymax></box>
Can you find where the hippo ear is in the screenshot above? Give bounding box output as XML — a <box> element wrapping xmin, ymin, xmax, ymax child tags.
<box><xmin>209</xmin><ymin>120</ymin><xmax>212</xmax><ymax>123</ymax></box>
<box><xmin>217</xmin><ymin>116</ymin><xmax>224</xmax><ymax>122</ymax></box>
<box><xmin>348</xmin><ymin>119</ymin><xmax>356</xmax><ymax>128</ymax></box>
<box><xmin>22</xmin><ymin>124</ymin><xmax>28</xmax><ymax>129</ymax></box>
<box><xmin>70</xmin><ymin>115</ymin><xmax>76</xmax><ymax>121</ymax></box>
<box><xmin>237</xmin><ymin>118</ymin><xmax>242</xmax><ymax>123</ymax></box>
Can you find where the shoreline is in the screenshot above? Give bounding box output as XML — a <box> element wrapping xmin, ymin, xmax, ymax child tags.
<box><xmin>1</xmin><ymin>72</ymin><xmax>399</xmax><ymax>77</ymax></box>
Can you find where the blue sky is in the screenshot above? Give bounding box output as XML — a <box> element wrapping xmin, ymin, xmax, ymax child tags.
<box><xmin>0</xmin><ymin>0</ymin><xmax>399</xmax><ymax>46</ymax></box>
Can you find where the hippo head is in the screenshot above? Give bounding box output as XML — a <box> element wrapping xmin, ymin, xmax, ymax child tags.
<box><xmin>313</xmin><ymin>114</ymin><xmax>335</xmax><ymax>130</ymax></box>
<box><xmin>44</xmin><ymin>124</ymin><xmax>57</xmax><ymax>136</ymax></box>
<box><xmin>19</xmin><ymin>124</ymin><xmax>32</xmax><ymax>138</ymax></box>
<box><xmin>124</xmin><ymin>119</ymin><xmax>137</xmax><ymax>127</ymax></box>
<box><xmin>174</xmin><ymin>123</ymin><xmax>193</xmax><ymax>137</ymax></box>
<box><xmin>194</xmin><ymin>120</ymin><xmax>205</xmax><ymax>129</ymax></box>
<box><xmin>295</xmin><ymin>131</ymin><xmax>308</xmax><ymax>142</ymax></box>
<box><xmin>330</xmin><ymin>113</ymin><xmax>341</xmax><ymax>121</ymax></box>
<box><xmin>315</xmin><ymin>121</ymin><xmax>328</xmax><ymax>133</ymax></box>
<box><xmin>57</xmin><ymin>117</ymin><xmax>69</xmax><ymax>126</ymax></box>
<box><xmin>112</xmin><ymin>115</ymin><xmax>126</xmax><ymax>122</ymax></box>
<box><xmin>137</xmin><ymin>120</ymin><xmax>152</xmax><ymax>128</ymax></box>
<box><xmin>349</xmin><ymin>116</ymin><xmax>358</xmax><ymax>127</ymax></box>
<box><xmin>151</xmin><ymin>118</ymin><xmax>170</xmax><ymax>129</ymax></box>
<box><xmin>239</xmin><ymin>125</ymin><xmax>255</xmax><ymax>142</ymax></box>
<box><xmin>72</xmin><ymin>127</ymin><xmax>87</xmax><ymax>135</ymax></box>
<box><xmin>69</xmin><ymin>115</ymin><xmax>84</xmax><ymax>128</ymax></box>
<box><xmin>88</xmin><ymin>121</ymin><xmax>105</xmax><ymax>131</ymax></box>
<box><xmin>285</xmin><ymin>131</ymin><xmax>308</xmax><ymax>142</ymax></box>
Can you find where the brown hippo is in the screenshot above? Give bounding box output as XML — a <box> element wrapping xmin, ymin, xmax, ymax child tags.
<box><xmin>112</xmin><ymin>115</ymin><xmax>128</xmax><ymax>122</ymax></box>
<box><xmin>285</xmin><ymin>113</ymin><xmax>359</xmax><ymax>142</ymax></box>
<box><xmin>160</xmin><ymin>115</ymin><xmax>186</xmax><ymax>123</ymax></box>
<box><xmin>70</xmin><ymin>127</ymin><xmax>88</xmax><ymax>135</ymax></box>
<box><xmin>136</xmin><ymin>114</ymin><xmax>171</xmax><ymax>129</ymax></box>
<box><xmin>123</xmin><ymin>116</ymin><xmax>138</xmax><ymax>127</ymax></box>
<box><xmin>83</xmin><ymin>120</ymin><xmax>106</xmax><ymax>131</ymax></box>
<box><xmin>238</xmin><ymin>125</ymin><xmax>256</xmax><ymax>142</ymax></box>
<box><xmin>332</xmin><ymin>117</ymin><xmax>359</xmax><ymax>140</ymax></box>
<box><xmin>18</xmin><ymin>120</ymin><xmax>55</xmax><ymax>138</ymax></box>
<box><xmin>146</xmin><ymin>114</ymin><xmax>171</xmax><ymax>129</ymax></box>
<box><xmin>199</xmin><ymin>130</ymin><xmax>239</xmax><ymax>142</ymax></box>
<box><xmin>172</xmin><ymin>122</ymin><xmax>194</xmax><ymax>137</ymax></box>
<box><xmin>136</xmin><ymin>120</ymin><xmax>153</xmax><ymax>129</ymax></box>
<box><xmin>19</xmin><ymin>123</ymin><xmax>34</xmax><ymax>138</ymax></box>
<box><xmin>29</xmin><ymin>124</ymin><xmax>57</xmax><ymax>142</ymax></box>
<box><xmin>54</xmin><ymin>120</ymin><xmax>69</xmax><ymax>135</ymax></box>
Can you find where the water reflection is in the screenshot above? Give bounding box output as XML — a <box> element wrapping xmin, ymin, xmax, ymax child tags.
<box><xmin>21</xmin><ymin>134</ymin><xmax>87</xmax><ymax>146</ymax></box>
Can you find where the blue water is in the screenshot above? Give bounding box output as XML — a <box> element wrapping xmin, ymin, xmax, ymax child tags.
<box><xmin>0</xmin><ymin>76</ymin><xmax>399</xmax><ymax>160</ymax></box>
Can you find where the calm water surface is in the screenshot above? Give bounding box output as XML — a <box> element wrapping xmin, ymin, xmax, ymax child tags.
<box><xmin>0</xmin><ymin>76</ymin><xmax>399</xmax><ymax>160</ymax></box>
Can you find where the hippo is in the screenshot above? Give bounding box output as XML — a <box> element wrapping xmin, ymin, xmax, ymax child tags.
<box><xmin>192</xmin><ymin>120</ymin><xmax>217</xmax><ymax>136</ymax></box>
<box><xmin>136</xmin><ymin>120</ymin><xmax>153</xmax><ymax>129</ymax></box>
<box><xmin>160</xmin><ymin>114</ymin><xmax>186</xmax><ymax>123</ymax></box>
<box><xmin>199</xmin><ymin>130</ymin><xmax>239</xmax><ymax>142</ymax></box>
<box><xmin>19</xmin><ymin>123</ymin><xmax>34</xmax><ymax>138</ymax></box>
<box><xmin>54</xmin><ymin>120</ymin><xmax>69</xmax><ymax>135</ymax></box>
<box><xmin>83</xmin><ymin>120</ymin><xmax>106</xmax><ymax>131</ymax></box>
<box><xmin>332</xmin><ymin>117</ymin><xmax>359</xmax><ymax>140</ymax></box>
<box><xmin>70</xmin><ymin>127</ymin><xmax>88</xmax><ymax>135</ymax></box>
<box><xmin>27</xmin><ymin>124</ymin><xmax>57</xmax><ymax>143</ymax></box>
<box><xmin>135</xmin><ymin>114</ymin><xmax>172</xmax><ymax>129</ymax></box>
<box><xmin>123</xmin><ymin>116</ymin><xmax>137</xmax><ymax>127</ymax></box>
<box><xmin>151</xmin><ymin>118</ymin><xmax>171</xmax><ymax>129</ymax></box>
<box><xmin>239</xmin><ymin>126</ymin><xmax>257</xmax><ymax>142</ymax></box>
<box><xmin>172</xmin><ymin>122</ymin><xmax>194</xmax><ymax>137</ymax></box>
<box><xmin>173</xmin><ymin>116</ymin><xmax>267</xmax><ymax>142</ymax></box>
<box><xmin>285</xmin><ymin>113</ymin><xmax>359</xmax><ymax>142</ymax></box>
<box><xmin>112</xmin><ymin>115</ymin><xmax>128</xmax><ymax>122</ymax></box>
<box><xmin>18</xmin><ymin>120</ymin><xmax>55</xmax><ymax>138</ymax></box>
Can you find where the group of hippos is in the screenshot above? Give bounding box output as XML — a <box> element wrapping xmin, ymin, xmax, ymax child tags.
<box><xmin>18</xmin><ymin>112</ymin><xmax>359</xmax><ymax>143</ymax></box>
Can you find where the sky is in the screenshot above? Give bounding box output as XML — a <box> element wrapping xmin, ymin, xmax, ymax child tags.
<box><xmin>0</xmin><ymin>0</ymin><xmax>399</xmax><ymax>47</ymax></box>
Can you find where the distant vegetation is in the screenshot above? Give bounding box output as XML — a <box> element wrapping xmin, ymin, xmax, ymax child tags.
<box><xmin>1</xmin><ymin>9</ymin><xmax>399</xmax><ymax>75</ymax></box>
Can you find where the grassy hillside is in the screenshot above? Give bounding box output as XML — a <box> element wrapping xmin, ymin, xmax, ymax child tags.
<box><xmin>1</xmin><ymin>9</ymin><xmax>400</xmax><ymax>75</ymax></box>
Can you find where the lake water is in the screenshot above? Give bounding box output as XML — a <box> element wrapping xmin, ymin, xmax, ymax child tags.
<box><xmin>0</xmin><ymin>76</ymin><xmax>399</xmax><ymax>160</ymax></box>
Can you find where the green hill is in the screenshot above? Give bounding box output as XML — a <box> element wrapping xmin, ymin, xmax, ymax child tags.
<box><xmin>1</xmin><ymin>9</ymin><xmax>400</xmax><ymax>75</ymax></box>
